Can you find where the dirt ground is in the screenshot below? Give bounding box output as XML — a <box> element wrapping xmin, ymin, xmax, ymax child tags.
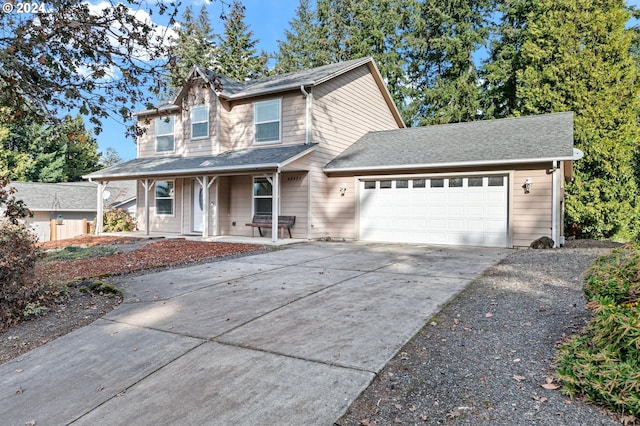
<box><xmin>1</xmin><ymin>235</ymin><xmax>265</xmax><ymax>364</ymax></box>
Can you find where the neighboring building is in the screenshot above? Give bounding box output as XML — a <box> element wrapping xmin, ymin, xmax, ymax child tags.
<box><xmin>84</xmin><ymin>57</ymin><xmax>576</xmax><ymax>248</ymax></box>
<box><xmin>7</xmin><ymin>181</ymin><xmax>136</xmax><ymax>241</ymax></box>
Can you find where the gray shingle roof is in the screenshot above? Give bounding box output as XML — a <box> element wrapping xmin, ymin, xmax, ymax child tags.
<box><xmin>325</xmin><ymin>112</ymin><xmax>574</xmax><ymax>172</ymax></box>
<box><xmin>83</xmin><ymin>144</ymin><xmax>318</xmax><ymax>180</ymax></box>
<box><xmin>205</xmin><ymin>57</ymin><xmax>372</xmax><ymax>100</ymax></box>
<box><xmin>8</xmin><ymin>181</ymin><xmax>136</xmax><ymax>212</ymax></box>
<box><xmin>136</xmin><ymin>58</ymin><xmax>374</xmax><ymax>116</ymax></box>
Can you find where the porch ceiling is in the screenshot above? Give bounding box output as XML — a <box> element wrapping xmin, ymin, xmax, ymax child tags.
<box><xmin>83</xmin><ymin>144</ymin><xmax>317</xmax><ymax>181</ymax></box>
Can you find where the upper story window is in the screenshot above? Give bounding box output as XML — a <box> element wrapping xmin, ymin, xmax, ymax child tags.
<box><xmin>155</xmin><ymin>116</ymin><xmax>174</xmax><ymax>153</ymax></box>
<box><xmin>254</xmin><ymin>99</ymin><xmax>281</xmax><ymax>143</ymax></box>
<box><xmin>191</xmin><ymin>105</ymin><xmax>209</xmax><ymax>139</ymax></box>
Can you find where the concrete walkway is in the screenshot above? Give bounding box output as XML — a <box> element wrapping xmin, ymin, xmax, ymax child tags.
<box><xmin>1</xmin><ymin>242</ymin><xmax>509</xmax><ymax>426</ymax></box>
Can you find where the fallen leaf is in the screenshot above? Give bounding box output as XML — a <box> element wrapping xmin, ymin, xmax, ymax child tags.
<box><xmin>541</xmin><ymin>377</ymin><xmax>560</xmax><ymax>390</ymax></box>
<box><xmin>15</xmin><ymin>369</ymin><xmax>23</xmax><ymax>373</ymax></box>
<box><xmin>360</xmin><ymin>419</ymin><xmax>373</xmax><ymax>426</ymax></box>
<box><xmin>523</xmin><ymin>322</ymin><xmax>532</xmax><ymax>327</ymax></box>
<box><xmin>513</xmin><ymin>358</ymin><xmax>521</xmax><ymax>363</ymax></box>
<box><xmin>394</xmin><ymin>418</ymin><xmax>401</xmax><ymax>424</ymax></box>
<box><xmin>96</xmin><ymin>385</ymin><xmax>104</xmax><ymax>392</ymax></box>
<box><xmin>446</xmin><ymin>411</ymin><xmax>461</xmax><ymax>418</ymax></box>
<box><xmin>485</xmin><ymin>313</ymin><xmax>493</xmax><ymax>318</ymax></box>
<box><xmin>394</xmin><ymin>403</ymin><xmax>403</xmax><ymax>410</ymax></box>
<box><xmin>533</xmin><ymin>395</ymin><xmax>548</xmax><ymax>402</ymax></box>
<box><xmin>621</xmin><ymin>415</ymin><xmax>637</xmax><ymax>426</ymax></box>
<box><xmin>513</xmin><ymin>375</ymin><xmax>526</xmax><ymax>382</ymax></box>
<box><xmin>420</xmin><ymin>414</ymin><xmax>428</xmax><ymax>421</ymax></box>
<box><xmin>25</xmin><ymin>421</ymin><xmax>36</xmax><ymax>426</ymax></box>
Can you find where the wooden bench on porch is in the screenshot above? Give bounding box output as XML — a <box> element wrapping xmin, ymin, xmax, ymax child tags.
<box><xmin>245</xmin><ymin>214</ymin><xmax>296</xmax><ymax>238</ymax></box>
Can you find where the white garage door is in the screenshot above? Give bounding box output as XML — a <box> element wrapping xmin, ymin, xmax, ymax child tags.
<box><xmin>359</xmin><ymin>175</ymin><xmax>509</xmax><ymax>247</ymax></box>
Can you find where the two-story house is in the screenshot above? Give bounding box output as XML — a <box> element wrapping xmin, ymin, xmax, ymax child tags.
<box><xmin>85</xmin><ymin>57</ymin><xmax>577</xmax><ymax>248</ymax></box>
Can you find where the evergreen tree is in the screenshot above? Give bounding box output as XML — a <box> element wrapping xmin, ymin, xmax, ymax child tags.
<box><xmin>217</xmin><ymin>1</ymin><xmax>268</xmax><ymax>81</ymax></box>
<box><xmin>485</xmin><ymin>0</ymin><xmax>640</xmax><ymax>240</ymax></box>
<box><xmin>404</xmin><ymin>0</ymin><xmax>492</xmax><ymax>126</ymax></box>
<box><xmin>273</xmin><ymin>0</ymin><xmax>325</xmax><ymax>73</ymax></box>
<box><xmin>0</xmin><ymin>115</ymin><xmax>101</xmax><ymax>182</ymax></box>
<box><xmin>168</xmin><ymin>5</ymin><xmax>218</xmax><ymax>91</ymax></box>
<box><xmin>274</xmin><ymin>0</ymin><xmax>412</xmax><ymax>121</ymax></box>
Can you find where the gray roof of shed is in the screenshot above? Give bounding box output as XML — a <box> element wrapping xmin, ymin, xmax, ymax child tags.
<box><xmin>83</xmin><ymin>143</ymin><xmax>318</xmax><ymax>180</ymax></box>
<box><xmin>325</xmin><ymin>112</ymin><xmax>574</xmax><ymax>172</ymax></box>
<box><xmin>8</xmin><ymin>181</ymin><xmax>136</xmax><ymax>212</ymax></box>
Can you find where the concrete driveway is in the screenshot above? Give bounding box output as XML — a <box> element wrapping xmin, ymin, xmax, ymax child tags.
<box><xmin>1</xmin><ymin>242</ymin><xmax>509</xmax><ymax>425</ymax></box>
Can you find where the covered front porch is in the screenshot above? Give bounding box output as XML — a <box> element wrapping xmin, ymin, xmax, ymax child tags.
<box><xmin>83</xmin><ymin>144</ymin><xmax>317</xmax><ymax>244</ymax></box>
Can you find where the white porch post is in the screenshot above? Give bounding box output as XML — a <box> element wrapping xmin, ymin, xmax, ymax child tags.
<box><xmin>143</xmin><ymin>178</ymin><xmax>150</xmax><ymax>236</ymax></box>
<box><xmin>551</xmin><ymin>161</ymin><xmax>560</xmax><ymax>248</ymax></box>
<box><xmin>271</xmin><ymin>171</ymin><xmax>280</xmax><ymax>243</ymax></box>
<box><xmin>202</xmin><ymin>176</ymin><xmax>209</xmax><ymax>238</ymax></box>
<box><xmin>96</xmin><ymin>181</ymin><xmax>105</xmax><ymax>234</ymax></box>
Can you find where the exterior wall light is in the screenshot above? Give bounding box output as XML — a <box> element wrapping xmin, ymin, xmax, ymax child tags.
<box><xmin>522</xmin><ymin>178</ymin><xmax>532</xmax><ymax>194</ymax></box>
<box><xmin>339</xmin><ymin>183</ymin><xmax>347</xmax><ymax>196</ymax></box>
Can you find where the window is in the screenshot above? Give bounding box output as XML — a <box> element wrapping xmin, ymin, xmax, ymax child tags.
<box><xmin>380</xmin><ymin>180</ymin><xmax>392</xmax><ymax>189</ymax></box>
<box><xmin>254</xmin><ymin>99</ymin><xmax>281</xmax><ymax>143</ymax></box>
<box><xmin>412</xmin><ymin>179</ymin><xmax>426</xmax><ymax>188</ymax></box>
<box><xmin>253</xmin><ymin>177</ymin><xmax>273</xmax><ymax>215</ymax></box>
<box><xmin>364</xmin><ymin>181</ymin><xmax>376</xmax><ymax>189</ymax></box>
<box><xmin>396</xmin><ymin>180</ymin><xmax>409</xmax><ymax>189</ymax></box>
<box><xmin>488</xmin><ymin>176</ymin><xmax>505</xmax><ymax>187</ymax></box>
<box><xmin>191</xmin><ymin>105</ymin><xmax>209</xmax><ymax>139</ymax></box>
<box><xmin>468</xmin><ymin>177</ymin><xmax>483</xmax><ymax>187</ymax></box>
<box><xmin>449</xmin><ymin>178</ymin><xmax>463</xmax><ymax>187</ymax></box>
<box><xmin>430</xmin><ymin>179</ymin><xmax>444</xmax><ymax>188</ymax></box>
<box><xmin>155</xmin><ymin>116</ymin><xmax>174</xmax><ymax>152</ymax></box>
<box><xmin>155</xmin><ymin>181</ymin><xmax>174</xmax><ymax>215</ymax></box>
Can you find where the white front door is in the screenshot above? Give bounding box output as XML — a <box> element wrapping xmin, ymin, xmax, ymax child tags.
<box><xmin>193</xmin><ymin>180</ymin><xmax>204</xmax><ymax>233</ymax></box>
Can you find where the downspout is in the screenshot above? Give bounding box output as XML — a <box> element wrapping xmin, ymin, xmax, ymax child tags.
<box><xmin>215</xmin><ymin>92</ymin><xmax>221</xmax><ymax>154</ymax></box>
<box><xmin>551</xmin><ymin>161</ymin><xmax>559</xmax><ymax>248</ymax></box>
<box><xmin>300</xmin><ymin>85</ymin><xmax>311</xmax><ymax>145</ymax></box>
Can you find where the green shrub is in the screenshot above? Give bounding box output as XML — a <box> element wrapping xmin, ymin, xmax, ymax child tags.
<box><xmin>557</xmin><ymin>243</ymin><xmax>640</xmax><ymax>416</ymax></box>
<box><xmin>102</xmin><ymin>208</ymin><xmax>136</xmax><ymax>232</ymax></box>
<box><xmin>0</xmin><ymin>221</ymin><xmax>48</xmax><ymax>329</ymax></box>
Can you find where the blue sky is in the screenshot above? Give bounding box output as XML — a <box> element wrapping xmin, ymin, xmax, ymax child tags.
<box><xmin>95</xmin><ymin>0</ymin><xmax>299</xmax><ymax>161</ymax></box>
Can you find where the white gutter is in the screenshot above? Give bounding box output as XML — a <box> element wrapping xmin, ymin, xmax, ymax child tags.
<box><xmin>215</xmin><ymin>91</ymin><xmax>221</xmax><ymax>154</ymax></box>
<box><xmin>324</xmin><ymin>156</ymin><xmax>575</xmax><ymax>173</ymax></box>
<box><xmin>300</xmin><ymin>85</ymin><xmax>311</xmax><ymax>145</ymax></box>
<box><xmin>551</xmin><ymin>160</ymin><xmax>559</xmax><ymax>248</ymax></box>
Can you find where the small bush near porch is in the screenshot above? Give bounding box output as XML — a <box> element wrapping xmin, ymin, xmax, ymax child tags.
<box><xmin>102</xmin><ymin>209</ymin><xmax>136</xmax><ymax>232</ymax></box>
<box><xmin>557</xmin><ymin>243</ymin><xmax>640</xmax><ymax>417</ymax></box>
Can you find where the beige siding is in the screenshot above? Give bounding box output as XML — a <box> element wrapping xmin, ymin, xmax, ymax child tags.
<box><xmin>136</xmin><ymin>178</ymin><xmax>184</xmax><ymax>234</ymax></box>
<box><xmin>137</xmin><ymin>111</ymin><xmax>183</xmax><ymax>158</ymax></box>
<box><xmin>222</xmin><ymin>92</ymin><xmax>306</xmax><ymax>151</ymax></box>
<box><xmin>512</xmin><ymin>169</ymin><xmax>553</xmax><ymax>246</ymax></box>
<box><xmin>307</xmin><ymin>64</ymin><xmax>401</xmax><ymax>238</ymax></box>
<box><xmin>182</xmin><ymin>85</ymin><xmax>218</xmax><ymax>157</ymax></box>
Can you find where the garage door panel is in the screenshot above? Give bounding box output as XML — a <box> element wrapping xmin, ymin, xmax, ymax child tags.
<box><xmin>359</xmin><ymin>176</ymin><xmax>508</xmax><ymax>247</ymax></box>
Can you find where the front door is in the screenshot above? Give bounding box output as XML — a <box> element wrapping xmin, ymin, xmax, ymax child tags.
<box><xmin>193</xmin><ymin>180</ymin><xmax>204</xmax><ymax>233</ymax></box>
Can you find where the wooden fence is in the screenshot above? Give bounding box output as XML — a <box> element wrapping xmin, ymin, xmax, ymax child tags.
<box><xmin>49</xmin><ymin>218</ymin><xmax>91</xmax><ymax>241</ymax></box>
